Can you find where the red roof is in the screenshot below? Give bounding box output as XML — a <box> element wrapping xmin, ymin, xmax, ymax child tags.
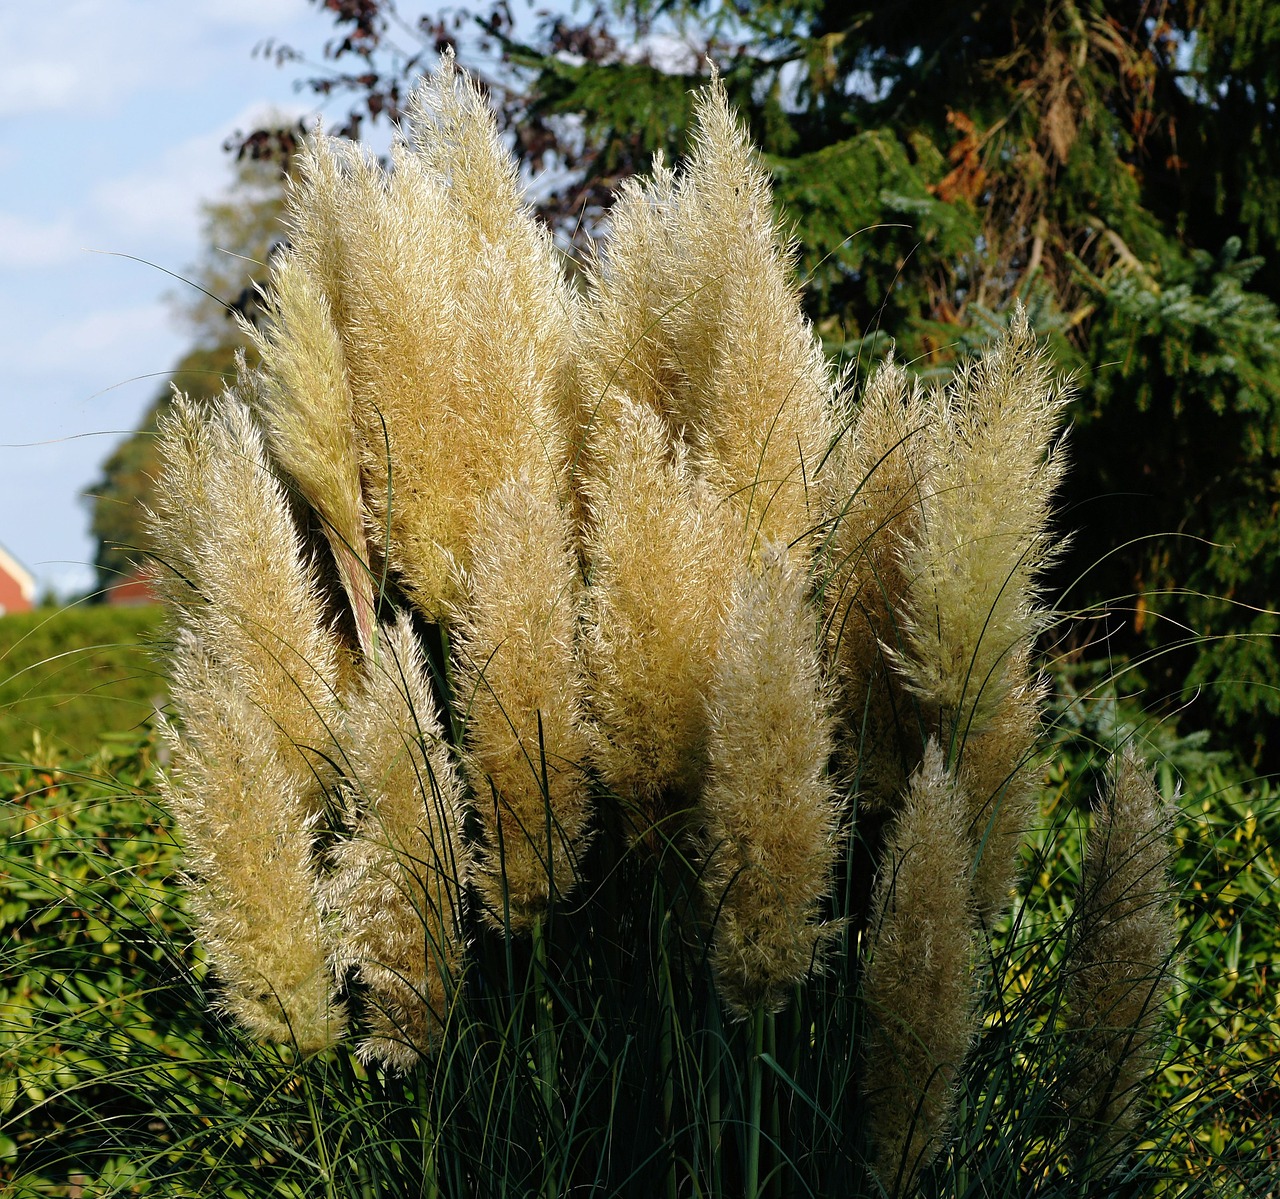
<box><xmin>106</xmin><ymin>565</ymin><xmax>159</xmax><ymax>606</ymax></box>
<box><xmin>0</xmin><ymin>543</ymin><xmax>35</xmax><ymax>615</ymax></box>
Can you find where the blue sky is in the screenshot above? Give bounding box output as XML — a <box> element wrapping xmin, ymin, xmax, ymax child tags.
<box><xmin>0</xmin><ymin>0</ymin><xmax>670</xmax><ymax>600</ymax></box>
<box><xmin>0</xmin><ymin>0</ymin><xmax>363</xmax><ymax>597</ymax></box>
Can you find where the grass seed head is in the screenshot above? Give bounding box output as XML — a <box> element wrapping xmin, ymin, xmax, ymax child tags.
<box><xmin>1062</xmin><ymin>744</ymin><xmax>1177</xmax><ymax>1148</ymax></box>
<box><xmin>163</xmin><ymin>631</ymin><xmax>344</xmax><ymax>1053</ymax></box>
<box><xmin>863</xmin><ymin>740</ymin><xmax>981</xmax><ymax>1189</ymax></box>
<box><xmin>326</xmin><ymin>614</ymin><xmax>472</xmax><ymax>1071</ymax></box>
<box><xmin>700</xmin><ymin>543</ymin><xmax>839</xmax><ymax>1017</ymax></box>
<box><xmin>452</xmin><ymin>476</ymin><xmax>593</xmax><ymax>931</ymax></box>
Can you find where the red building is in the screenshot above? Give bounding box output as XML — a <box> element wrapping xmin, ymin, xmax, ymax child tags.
<box><xmin>0</xmin><ymin>543</ymin><xmax>35</xmax><ymax>615</ymax></box>
<box><xmin>106</xmin><ymin>564</ymin><xmax>159</xmax><ymax>606</ymax></box>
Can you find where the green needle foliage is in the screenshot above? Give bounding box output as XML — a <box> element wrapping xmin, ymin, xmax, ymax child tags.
<box><xmin>7</xmin><ymin>54</ymin><xmax>1279</xmax><ymax>1199</ymax></box>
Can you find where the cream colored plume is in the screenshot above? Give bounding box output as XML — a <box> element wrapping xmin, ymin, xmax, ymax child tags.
<box><xmin>148</xmin><ymin>394</ymin><xmax>344</xmax><ymax>812</ymax></box>
<box><xmin>575</xmin><ymin>155</ymin><xmax>682</xmax><ymax>458</ymax></box>
<box><xmin>1062</xmin><ymin>745</ymin><xmax>1176</xmax><ymax>1147</ymax></box>
<box><xmin>326</xmin><ymin>615</ymin><xmax>471</xmax><ymax>1072</ymax></box>
<box><xmin>452</xmin><ymin>476</ymin><xmax>592</xmax><ymax>930</ymax></box>
<box><xmin>863</xmin><ymin>741</ymin><xmax>980</xmax><ymax>1189</ymax></box>
<box><xmin>145</xmin><ymin>387</ymin><xmax>217</xmax><ymax>613</ymax></box>
<box><xmin>891</xmin><ymin>308</ymin><xmax>1070</xmax><ymax>742</ymax></box>
<box><xmin>665</xmin><ymin>75</ymin><xmax>834</xmax><ymax>550</ymax></box>
<box><xmin>286</xmin><ymin>133</ymin><xmax>364</xmax><ymax>335</ymax></box>
<box><xmin>162</xmin><ymin>631</ymin><xmax>343</xmax><ymax>1052</ymax></box>
<box><xmin>314</xmin><ymin>139</ymin><xmax>463</xmax><ymax>615</ymax></box>
<box><xmin>248</xmin><ymin>253</ymin><xmax>376</xmax><ymax>657</ymax></box>
<box><xmin>582</xmin><ymin>399</ymin><xmax>739</xmax><ymax>840</ymax></box>
<box><xmin>278</xmin><ymin>60</ymin><xmax>575</xmax><ymax>619</ymax></box>
<box><xmin>957</xmin><ymin>649</ymin><xmax>1046</xmax><ymax>919</ymax></box>
<box><xmin>699</xmin><ymin>545</ymin><xmax>838</xmax><ymax>1017</ymax></box>
<box><xmin>407</xmin><ymin>58</ymin><xmax>580</xmax><ymax>489</ymax></box>
<box><xmin>575</xmin><ymin>78</ymin><xmax>833</xmax><ymax>554</ymax></box>
<box><xmin>408</xmin><ymin>50</ymin><xmax>577</xmax><ymax>433</ymax></box>
<box><xmin>822</xmin><ymin>357</ymin><xmax>930</xmax><ymax>811</ymax></box>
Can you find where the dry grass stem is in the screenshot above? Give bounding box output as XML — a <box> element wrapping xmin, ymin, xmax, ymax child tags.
<box><xmin>162</xmin><ymin>631</ymin><xmax>343</xmax><ymax>1052</ymax></box>
<box><xmin>1063</xmin><ymin>745</ymin><xmax>1177</xmax><ymax>1147</ymax></box>
<box><xmin>453</xmin><ymin>476</ymin><xmax>592</xmax><ymax>930</ymax></box>
<box><xmin>149</xmin><ymin>394</ymin><xmax>344</xmax><ymax>811</ymax></box>
<box><xmin>248</xmin><ymin>254</ymin><xmax>376</xmax><ymax>656</ymax></box>
<box><xmin>863</xmin><ymin>741</ymin><xmax>981</xmax><ymax>1189</ymax></box>
<box><xmin>824</xmin><ymin>357</ymin><xmax>930</xmax><ymax>811</ymax></box>
<box><xmin>582</xmin><ymin>399</ymin><xmax>739</xmax><ymax>840</ymax></box>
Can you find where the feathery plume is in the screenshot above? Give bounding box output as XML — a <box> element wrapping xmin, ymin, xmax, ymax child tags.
<box><xmin>1062</xmin><ymin>745</ymin><xmax>1176</xmax><ymax>1149</ymax></box>
<box><xmin>286</xmin><ymin>133</ymin><xmax>364</xmax><ymax>336</ymax></box>
<box><xmin>326</xmin><ymin>615</ymin><xmax>471</xmax><ymax>1072</ymax></box>
<box><xmin>148</xmin><ymin>394</ymin><xmax>344</xmax><ymax>811</ymax></box>
<box><xmin>162</xmin><ymin>631</ymin><xmax>343</xmax><ymax>1052</ymax></box>
<box><xmin>321</xmin><ymin>138</ymin><xmax>467</xmax><ymax>614</ymax></box>
<box><xmin>575</xmin><ymin>78</ymin><xmax>833</xmax><ymax>552</ymax></box>
<box><xmin>823</xmin><ymin>357</ymin><xmax>930</xmax><ymax>811</ymax></box>
<box><xmin>145</xmin><ymin>387</ymin><xmax>217</xmax><ymax>612</ymax></box>
<box><xmin>408</xmin><ymin>59</ymin><xmax>580</xmax><ymax>484</ymax></box>
<box><xmin>289</xmin><ymin>69</ymin><xmax>574</xmax><ymax>618</ymax></box>
<box><xmin>863</xmin><ymin>741</ymin><xmax>980</xmax><ymax>1189</ymax></box>
<box><xmin>582</xmin><ymin>399</ymin><xmax>739</xmax><ymax>840</ymax></box>
<box><xmin>408</xmin><ymin>50</ymin><xmax>575</xmax><ymax>385</ymax></box>
<box><xmin>891</xmin><ymin>308</ymin><xmax>1070</xmax><ymax>742</ymax></box>
<box><xmin>248</xmin><ymin>253</ymin><xmax>376</xmax><ymax>656</ymax></box>
<box><xmin>575</xmin><ymin>156</ymin><xmax>682</xmax><ymax>472</ymax></box>
<box><xmin>957</xmin><ymin>649</ymin><xmax>1046</xmax><ymax>920</ymax></box>
<box><xmin>452</xmin><ymin>476</ymin><xmax>592</xmax><ymax>930</ymax></box>
<box><xmin>666</xmin><ymin>75</ymin><xmax>835</xmax><ymax>550</ymax></box>
<box><xmin>699</xmin><ymin>545</ymin><xmax>839</xmax><ymax>1017</ymax></box>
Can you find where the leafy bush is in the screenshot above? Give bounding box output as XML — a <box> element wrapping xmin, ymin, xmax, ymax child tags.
<box><xmin>0</xmin><ymin>736</ymin><xmax>197</xmax><ymax>1192</ymax></box>
<box><xmin>0</xmin><ymin>607</ymin><xmax>165</xmax><ymax>759</ymax></box>
<box><xmin>1037</xmin><ymin>673</ymin><xmax>1280</xmax><ymax>1172</ymax></box>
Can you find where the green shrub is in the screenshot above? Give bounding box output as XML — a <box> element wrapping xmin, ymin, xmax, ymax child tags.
<box><xmin>0</xmin><ymin>607</ymin><xmax>165</xmax><ymax>759</ymax></box>
<box><xmin>0</xmin><ymin>735</ymin><xmax>199</xmax><ymax>1193</ymax></box>
<box><xmin>3</xmin><ymin>721</ymin><xmax>1277</xmax><ymax>1197</ymax></box>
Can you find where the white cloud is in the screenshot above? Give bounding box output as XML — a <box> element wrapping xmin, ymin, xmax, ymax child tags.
<box><xmin>0</xmin><ymin>212</ymin><xmax>78</xmax><ymax>268</ymax></box>
<box><xmin>627</xmin><ymin>33</ymin><xmax>702</xmax><ymax>75</ymax></box>
<box><xmin>90</xmin><ymin>131</ymin><xmax>229</xmax><ymax>248</ymax></box>
<box><xmin>0</xmin><ymin>1</ymin><xmax>172</xmax><ymax>117</ymax></box>
<box><xmin>89</xmin><ymin>100</ymin><xmax>305</xmax><ymax>253</ymax></box>
<box><xmin>0</xmin><ymin>0</ymin><xmax>317</xmax><ymax>118</ymax></box>
<box><xmin>0</xmin><ymin>4</ymin><xmax>327</xmax><ymax>599</ymax></box>
<box><xmin>0</xmin><ymin>59</ymin><xmax>79</xmax><ymax>115</ymax></box>
<box><xmin>200</xmin><ymin>0</ymin><xmax>311</xmax><ymax>27</ymax></box>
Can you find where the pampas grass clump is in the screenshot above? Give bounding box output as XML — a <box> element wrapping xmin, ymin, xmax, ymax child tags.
<box><xmin>147</xmin><ymin>54</ymin><xmax>1183</xmax><ymax>1196</ymax></box>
